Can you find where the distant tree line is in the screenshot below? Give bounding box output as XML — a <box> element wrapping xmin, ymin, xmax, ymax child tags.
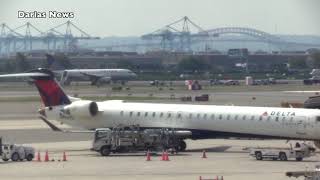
<box><xmin>288</xmin><ymin>51</ymin><xmax>320</xmax><ymax>69</ymax></box>
<box><xmin>3</xmin><ymin>53</ymin><xmax>31</xmax><ymax>72</ymax></box>
<box><xmin>1</xmin><ymin>51</ymin><xmax>320</xmax><ymax>78</ymax></box>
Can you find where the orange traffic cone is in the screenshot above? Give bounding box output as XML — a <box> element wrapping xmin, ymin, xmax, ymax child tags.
<box><xmin>161</xmin><ymin>151</ymin><xmax>166</xmax><ymax>161</ymax></box>
<box><xmin>62</xmin><ymin>151</ymin><xmax>67</xmax><ymax>161</ymax></box>
<box><xmin>146</xmin><ymin>150</ymin><xmax>151</xmax><ymax>161</ymax></box>
<box><xmin>36</xmin><ymin>151</ymin><xmax>41</xmax><ymax>162</ymax></box>
<box><xmin>44</xmin><ymin>150</ymin><xmax>49</xmax><ymax>162</ymax></box>
<box><xmin>202</xmin><ymin>150</ymin><xmax>207</xmax><ymax>158</ymax></box>
<box><xmin>164</xmin><ymin>150</ymin><xmax>170</xmax><ymax>161</ymax></box>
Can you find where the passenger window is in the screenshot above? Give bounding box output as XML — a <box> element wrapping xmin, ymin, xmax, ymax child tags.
<box><xmin>275</xmin><ymin>117</ymin><xmax>279</xmax><ymax>122</ymax></box>
<box><xmin>203</xmin><ymin>114</ymin><xmax>207</xmax><ymax>119</ymax></box>
<box><xmin>259</xmin><ymin>116</ymin><xmax>263</xmax><ymax>121</ymax></box>
<box><xmin>145</xmin><ymin>112</ymin><xmax>148</xmax><ymax>117</ymax></box>
<box><xmin>267</xmin><ymin>116</ymin><xmax>271</xmax><ymax>121</ymax></box>
<box><xmin>211</xmin><ymin>114</ymin><xmax>215</xmax><ymax>120</ymax></box>
<box><xmin>282</xmin><ymin>117</ymin><xmax>286</xmax><ymax>121</ymax></box>
<box><xmin>242</xmin><ymin>115</ymin><xmax>246</xmax><ymax>120</ymax></box>
<box><xmin>316</xmin><ymin>116</ymin><xmax>320</xmax><ymax>122</ymax></box>
<box><xmin>177</xmin><ymin>113</ymin><xmax>182</xmax><ymax>118</ymax></box>
<box><xmin>250</xmin><ymin>116</ymin><xmax>254</xmax><ymax>120</ymax></box>
<box><xmin>129</xmin><ymin>112</ymin><xmax>133</xmax><ymax>117</ymax></box>
<box><xmin>219</xmin><ymin>115</ymin><xmax>222</xmax><ymax>120</ymax></box>
<box><xmin>189</xmin><ymin>113</ymin><xmax>192</xmax><ymax>119</ymax></box>
<box><xmin>160</xmin><ymin>113</ymin><xmax>163</xmax><ymax>117</ymax></box>
<box><xmin>197</xmin><ymin>114</ymin><xmax>200</xmax><ymax>118</ymax></box>
<box><xmin>227</xmin><ymin>115</ymin><xmax>230</xmax><ymax>120</ymax></box>
<box><xmin>152</xmin><ymin>112</ymin><xmax>156</xmax><ymax>117</ymax></box>
<box><xmin>167</xmin><ymin>113</ymin><xmax>171</xmax><ymax>118</ymax></box>
<box><xmin>137</xmin><ymin>112</ymin><xmax>140</xmax><ymax>116</ymax></box>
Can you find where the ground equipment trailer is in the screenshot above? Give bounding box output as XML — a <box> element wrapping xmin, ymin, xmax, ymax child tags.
<box><xmin>0</xmin><ymin>137</ymin><xmax>35</xmax><ymax>162</ymax></box>
<box><xmin>249</xmin><ymin>142</ymin><xmax>315</xmax><ymax>161</ymax></box>
<box><xmin>91</xmin><ymin>125</ymin><xmax>192</xmax><ymax>156</ymax></box>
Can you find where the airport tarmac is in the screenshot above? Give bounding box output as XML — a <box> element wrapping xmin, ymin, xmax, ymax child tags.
<box><xmin>0</xmin><ymin>138</ymin><xmax>319</xmax><ymax>180</ymax></box>
<box><xmin>0</xmin><ymin>82</ymin><xmax>319</xmax><ymax>180</ymax></box>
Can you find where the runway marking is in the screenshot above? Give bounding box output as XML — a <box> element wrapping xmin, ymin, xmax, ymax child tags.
<box><xmin>283</xmin><ymin>91</ymin><xmax>320</xmax><ymax>93</ymax></box>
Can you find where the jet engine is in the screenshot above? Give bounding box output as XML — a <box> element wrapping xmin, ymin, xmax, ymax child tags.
<box><xmin>304</xmin><ymin>96</ymin><xmax>320</xmax><ymax>109</ymax></box>
<box><xmin>63</xmin><ymin>100</ymin><xmax>99</xmax><ymax>118</ymax></box>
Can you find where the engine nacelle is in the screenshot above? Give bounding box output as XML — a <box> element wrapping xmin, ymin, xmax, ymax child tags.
<box><xmin>63</xmin><ymin>100</ymin><xmax>98</xmax><ymax>118</ymax></box>
<box><xmin>314</xmin><ymin>141</ymin><xmax>320</xmax><ymax>149</ymax></box>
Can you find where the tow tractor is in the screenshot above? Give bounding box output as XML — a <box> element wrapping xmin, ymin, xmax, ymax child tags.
<box><xmin>0</xmin><ymin>137</ymin><xmax>35</xmax><ymax>162</ymax></box>
<box><xmin>249</xmin><ymin>142</ymin><xmax>315</xmax><ymax>161</ymax></box>
<box><xmin>91</xmin><ymin>125</ymin><xmax>192</xmax><ymax>156</ymax></box>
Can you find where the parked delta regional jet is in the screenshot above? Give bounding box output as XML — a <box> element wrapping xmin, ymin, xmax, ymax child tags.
<box><xmin>2</xmin><ymin>68</ymin><xmax>320</xmax><ymax>150</ymax></box>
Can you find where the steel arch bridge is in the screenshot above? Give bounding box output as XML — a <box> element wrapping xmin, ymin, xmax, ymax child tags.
<box><xmin>207</xmin><ymin>27</ymin><xmax>282</xmax><ymax>44</ymax></box>
<box><xmin>204</xmin><ymin>27</ymin><xmax>320</xmax><ymax>50</ymax></box>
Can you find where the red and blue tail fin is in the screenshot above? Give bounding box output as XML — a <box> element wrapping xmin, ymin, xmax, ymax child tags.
<box><xmin>0</xmin><ymin>68</ymin><xmax>71</xmax><ymax>107</ymax></box>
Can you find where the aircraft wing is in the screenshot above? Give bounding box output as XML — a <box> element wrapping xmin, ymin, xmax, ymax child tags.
<box><xmin>0</xmin><ymin>72</ymin><xmax>49</xmax><ymax>78</ymax></box>
<box><xmin>80</xmin><ymin>72</ymin><xmax>111</xmax><ymax>85</ymax></box>
<box><xmin>80</xmin><ymin>72</ymin><xmax>105</xmax><ymax>79</ymax></box>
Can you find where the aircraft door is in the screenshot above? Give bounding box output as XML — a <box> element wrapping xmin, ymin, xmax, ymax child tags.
<box><xmin>61</xmin><ymin>71</ymin><xmax>70</xmax><ymax>85</ymax></box>
<box><xmin>296</xmin><ymin>117</ymin><xmax>307</xmax><ymax>135</ymax></box>
<box><xmin>106</xmin><ymin>70</ymin><xmax>112</xmax><ymax>78</ymax></box>
<box><xmin>61</xmin><ymin>71</ymin><xmax>67</xmax><ymax>81</ymax></box>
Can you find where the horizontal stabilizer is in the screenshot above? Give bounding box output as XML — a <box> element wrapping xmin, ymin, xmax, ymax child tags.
<box><xmin>0</xmin><ymin>68</ymin><xmax>70</xmax><ymax>107</ymax></box>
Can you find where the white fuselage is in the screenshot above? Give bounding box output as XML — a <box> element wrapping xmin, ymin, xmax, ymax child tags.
<box><xmin>45</xmin><ymin>100</ymin><xmax>320</xmax><ymax>140</ymax></box>
<box><xmin>60</xmin><ymin>69</ymin><xmax>136</xmax><ymax>82</ymax></box>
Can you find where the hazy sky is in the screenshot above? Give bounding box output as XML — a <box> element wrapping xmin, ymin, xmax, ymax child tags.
<box><xmin>1</xmin><ymin>0</ymin><xmax>319</xmax><ymax>37</ymax></box>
